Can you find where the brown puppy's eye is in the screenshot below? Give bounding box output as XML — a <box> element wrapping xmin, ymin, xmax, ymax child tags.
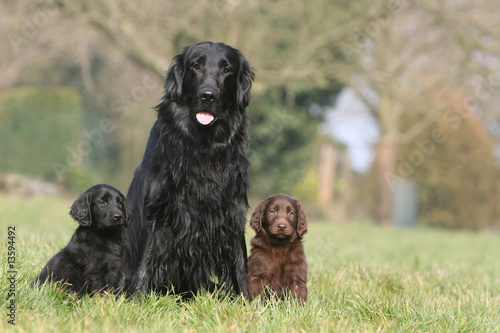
<box><xmin>289</xmin><ymin>211</ymin><xmax>295</xmax><ymax>215</ymax></box>
<box><xmin>268</xmin><ymin>209</ymin><xmax>277</xmax><ymax>214</ymax></box>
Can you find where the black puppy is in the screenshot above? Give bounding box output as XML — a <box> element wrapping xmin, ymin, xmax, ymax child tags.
<box><xmin>32</xmin><ymin>184</ymin><xmax>128</xmax><ymax>296</ymax></box>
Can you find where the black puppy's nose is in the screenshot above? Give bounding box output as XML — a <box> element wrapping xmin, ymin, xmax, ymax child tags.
<box><xmin>200</xmin><ymin>88</ymin><xmax>217</xmax><ymax>102</ymax></box>
<box><xmin>113</xmin><ymin>213</ymin><xmax>123</xmax><ymax>221</ymax></box>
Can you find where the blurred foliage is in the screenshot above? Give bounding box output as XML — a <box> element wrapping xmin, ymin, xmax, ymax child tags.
<box><xmin>248</xmin><ymin>89</ymin><xmax>338</xmax><ymax>198</ymax></box>
<box><xmin>292</xmin><ymin>166</ymin><xmax>321</xmax><ymax>205</ymax></box>
<box><xmin>1</xmin><ymin>0</ymin><xmax>500</xmax><ymax>229</ymax></box>
<box><xmin>0</xmin><ymin>86</ymin><xmax>82</xmax><ymax>181</ymax></box>
<box><xmin>399</xmin><ymin>114</ymin><xmax>500</xmax><ymax>230</ymax></box>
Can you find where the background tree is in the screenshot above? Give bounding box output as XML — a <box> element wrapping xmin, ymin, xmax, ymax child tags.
<box><xmin>2</xmin><ymin>0</ymin><xmax>500</xmax><ymax>229</ymax></box>
<box><xmin>331</xmin><ymin>0</ymin><xmax>500</xmax><ymax>225</ymax></box>
<box><xmin>1</xmin><ymin>0</ymin><xmax>353</xmax><ymax>194</ymax></box>
<box><xmin>400</xmin><ymin>110</ymin><xmax>500</xmax><ymax>230</ymax></box>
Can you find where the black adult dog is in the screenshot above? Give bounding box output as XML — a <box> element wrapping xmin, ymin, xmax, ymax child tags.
<box><xmin>32</xmin><ymin>184</ymin><xmax>128</xmax><ymax>296</ymax></box>
<box><xmin>126</xmin><ymin>42</ymin><xmax>254</xmax><ymax>298</ymax></box>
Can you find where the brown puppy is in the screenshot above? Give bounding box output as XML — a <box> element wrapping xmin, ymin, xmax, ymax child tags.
<box><xmin>247</xmin><ymin>194</ymin><xmax>308</xmax><ymax>303</ymax></box>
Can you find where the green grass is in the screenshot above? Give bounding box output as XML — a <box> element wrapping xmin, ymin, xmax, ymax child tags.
<box><xmin>1</xmin><ymin>194</ymin><xmax>499</xmax><ymax>332</ymax></box>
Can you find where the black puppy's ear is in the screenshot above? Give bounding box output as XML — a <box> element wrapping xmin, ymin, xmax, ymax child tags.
<box><xmin>250</xmin><ymin>199</ymin><xmax>268</xmax><ymax>234</ymax></box>
<box><xmin>164</xmin><ymin>47</ymin><xmax>188</xmax><ymax>103</ymax></box>
<box><xmin>237</xmin><ymin>51</ymin><xmax>255</xmax><ymax>110</ymax></box>
<box><xmin>295</xmin><ymin>200</ymin><xmax>308</xmax><ymax>238</ymax></box>
<box><xmin>69</xmin><ymin>192</ymin><xmax>92</xmax><ymax>227</ymax></box>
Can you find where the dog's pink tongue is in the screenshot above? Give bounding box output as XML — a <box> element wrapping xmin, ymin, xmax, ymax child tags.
<box><xmin>196</xmin><ymin>112</ymin><xmax>215</xmax><ymax>125</ymax></box>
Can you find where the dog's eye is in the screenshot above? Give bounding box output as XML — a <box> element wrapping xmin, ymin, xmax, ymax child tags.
<box><xmin>223</xmin><ymin>67</ymin><xmax>232</xmax><ymax>74</ymax></box>
<box><xmin>97</xmin><ymin>199</ymin><xmax>107</xmax><ymax>207</ymax></box>
<box><xmin>268</xmin><ymin>209</ymin><xmax>276</xmax><ymax>214</ymax></box>
<box><xmin>289</xmin><ymin>211</ymin><xmax>295</xmax><ymax>215</ymax></box>
<box><xmin>193</xmin><ymin>64</ymin><xmax>200</xmax><ymax>70</ymax></box>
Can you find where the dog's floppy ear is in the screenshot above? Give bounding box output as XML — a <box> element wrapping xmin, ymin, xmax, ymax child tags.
<box><xmin>69</xmin><ymin>191</ymin><xmax>92</xmax><ymax>227</ymax></box>
<box><xmin>237</xmin><ymin>51</ymin><xmax>255</xmax><ymax>110</ymax></box>
<box><xmin>123</xmin><ymin>196</ymin><xmax>130</xmax><ymax>228</ymax></box>
<box><xmin>295</xmin><ymin>200</ymin><xmax>308</xmax><ymax>238</ymax></box>
<box><xmin>164</xmin><ymin>47</ymin><xmax>188</xmax><ymax>103</ymax></box>
<box><xmin>250</xmin><ymin>199</ymin><xmax>268</xmax><ymax>234</ymax></box>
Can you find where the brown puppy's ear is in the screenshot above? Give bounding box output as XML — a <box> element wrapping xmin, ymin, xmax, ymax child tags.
<box><xmin>295</xmin><ymin>200</ymin><xmax>308</xmax><ymax>238</ymax></box>
<box><xmin>69</xmin><ymin>192</ymin><xmax>92</xmax><ymax>227</ymax></box>
<box><xmin>250</xmin><ymin>199</ymin><xmax>268</xmax><ymax>234</ymax></box>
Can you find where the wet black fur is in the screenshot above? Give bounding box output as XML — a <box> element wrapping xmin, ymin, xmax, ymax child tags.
<box><xmin>125</xmin><ymin>42</ymin><xmax>254</xmax><ymax>297</ymax></box>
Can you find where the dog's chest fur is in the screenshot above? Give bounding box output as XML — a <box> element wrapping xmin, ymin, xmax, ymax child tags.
<box><xmin>146</xmin><ymin>122</ymin><xmax>249</xmax><ymax>233</ymax></box>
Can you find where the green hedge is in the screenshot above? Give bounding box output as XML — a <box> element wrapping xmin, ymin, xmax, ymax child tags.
<box><xmin>0</xmin><ymin>86</ymin><xmax>82</xmax><ymax>181</ymax></box>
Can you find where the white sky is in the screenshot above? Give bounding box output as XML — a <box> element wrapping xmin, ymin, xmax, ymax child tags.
<box><xmin>321</xmin><ymin>88</ymin><xmax>380</xmax><ymax>173</ymax></box>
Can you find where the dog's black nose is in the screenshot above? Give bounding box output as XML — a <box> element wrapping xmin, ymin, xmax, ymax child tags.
<box><xmin>113</xmin><ymin>213</ymin><xmax>123</xmax><ymax>221</ymax></box>
<box><xmin>200</xmin><ymin>88</ymin><xmax>217</xmax><ymax>102</ymax></box>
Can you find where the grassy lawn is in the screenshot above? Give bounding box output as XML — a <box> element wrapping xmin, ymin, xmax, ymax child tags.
<box><xmin>1</xmin><ymin>194</ymin><xmax>499</xmax><ymax>332</ymax></box>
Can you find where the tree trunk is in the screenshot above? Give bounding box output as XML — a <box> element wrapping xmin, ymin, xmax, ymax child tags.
<box><xmin>337</xmin><ymin>149</ymin><xmax>352</xmax><ymax>223</ymax></box>
<box><xmin>375</xmin><ymin>132</ymin><xmax>398</xmax><ymax>226</ymax></box>
<box><xmin>318</xmin><ymin>143</ymin><xmax>337</xmax><ymax>219</ymax></box>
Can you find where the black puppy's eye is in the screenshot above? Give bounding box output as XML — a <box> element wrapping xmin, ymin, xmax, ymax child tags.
<box><xmin>97</xmin><ymin>199</ymin><xmax>107</xmax><ymax>207</ymax></box>
<box><xmin>193</xmin><ymin>64</ymin><xmax>200</xmax><ymax>70</ymax></box>
<box><xmin>268</xmin><ymin>209</ymin><xmax>276</xmax><ymax>214</ymax></box>
<box><xmin>223</xmin><ymin>67</ymin><xmax>232</xmax><ymax>73</ymax></box>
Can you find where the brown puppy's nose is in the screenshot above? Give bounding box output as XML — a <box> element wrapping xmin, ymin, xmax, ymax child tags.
<box><xmin>277</xmin><ymin>222</ymin><xmax>287</xmax><ymax>230</ymax></box>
